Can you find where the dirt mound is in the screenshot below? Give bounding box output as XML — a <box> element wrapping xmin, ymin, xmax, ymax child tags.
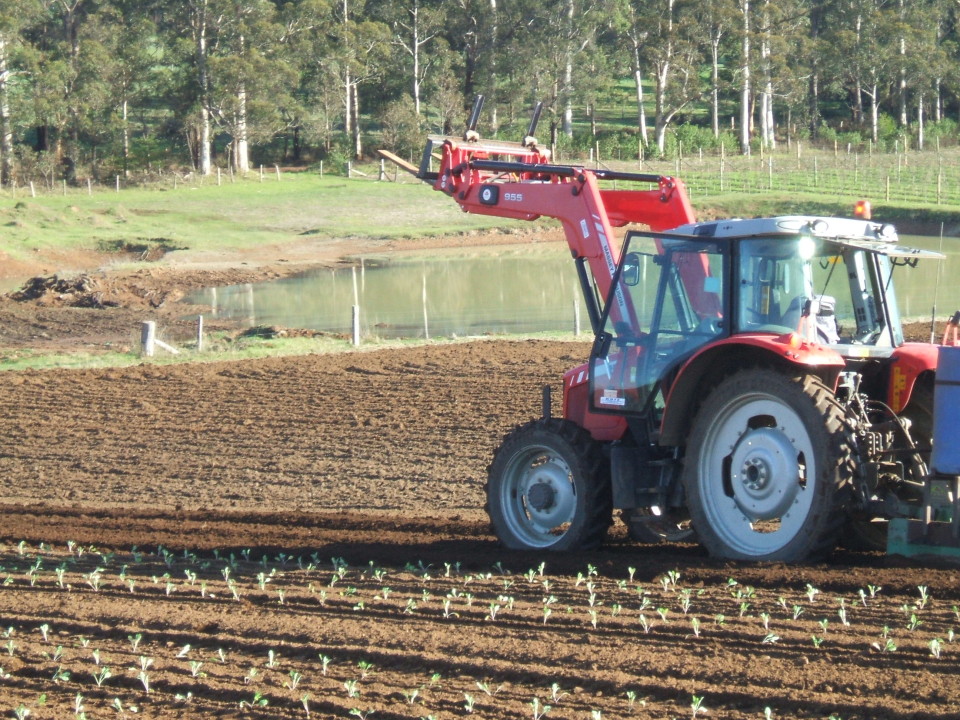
<box><xmin>7</xmin><ymin>272</ymin><xmax>184</xmax><ymax>310</ymax></box>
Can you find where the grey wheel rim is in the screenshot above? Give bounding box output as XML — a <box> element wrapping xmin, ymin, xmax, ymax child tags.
<box><xmin>696</xmin><ymin>391</ymin><xmax>816</xmax><ymax>557</ymax></box>
<box><xmin>499</xmin><ymin>444</ymin><xmax>578</xmax><ymax>548</ymax></box>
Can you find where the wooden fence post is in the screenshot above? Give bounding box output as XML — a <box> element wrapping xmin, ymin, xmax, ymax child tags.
<box><xmin>141</xmin><ymin>321</ymin><xmax>156</xmax><ymax>357</ymax></box>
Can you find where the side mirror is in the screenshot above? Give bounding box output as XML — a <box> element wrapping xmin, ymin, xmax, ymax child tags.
<box><xmin>622</xmin><ymin>252</ymin><xmax>642</xmax><ymax>286</ymax></box>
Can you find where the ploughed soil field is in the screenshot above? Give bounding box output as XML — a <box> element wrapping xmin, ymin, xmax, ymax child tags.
<box><xmin>0</xmin><ymin>340</ymin><xmax>958</xmax><ymax>720</ymax></box>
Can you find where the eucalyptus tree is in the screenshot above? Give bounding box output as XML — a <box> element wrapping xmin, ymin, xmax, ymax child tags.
<box><xmin>204</xmin><ymin>0</ymin><xmax>299</xmax><ymax>173</ymax></box>
<box><xmin>753</xmin><ymin>0</ymin><xmax>810</xmax><ymax>150</ymax></box>
<box><xmin>694</xmin><ymin>0</ymin><xmax>738</xmax><ymax>139</ymax></box>
<box><xmin>822</xmin><ymin>0</ymin><xmax>900</xmax><ymax>143</ymax></box>
<box><xmin>634</xmin><ymin>0</ymin><xmax>705</xmax><ymax>153</ymax></box>
<box><xmin>326</xmin><ymin>0</ymin><xmax>390</xmax><ymax>159</ymax></box>
<box><xmin>85</xmin><ymin>0</ymin><xmax>157</xmax><ymax>176</ymax></box>
<box><xmin>376</xmin><ymin>0</ymin><xmax>446</xmax><ymax>117</ymax></box>
<box><xmin>0</xmin><ymin>0</ymin><xmax>42</xmax><ymax>184</ymax></box>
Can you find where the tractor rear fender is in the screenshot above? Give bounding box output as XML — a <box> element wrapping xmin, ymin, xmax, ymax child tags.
<box><xmin>658</xmin><ymin>334</ymin><xmax>845</xmax><ymax>448</ymax></box>
<box><xmin>889</xmin><ymin>342</ymin><xmax>939</xmax><ymax>413</ymax></box>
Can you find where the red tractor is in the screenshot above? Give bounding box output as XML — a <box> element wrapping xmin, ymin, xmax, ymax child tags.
<box><xmin>383</xmin><ymin>99</ymin><xmax>959</xmax><ymax>562</ymax></box>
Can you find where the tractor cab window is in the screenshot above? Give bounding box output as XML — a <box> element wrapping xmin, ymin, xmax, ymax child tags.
<box><xmin>737</xmin><ymin>237</ymin><xmax>817</xmax><ymax>337</ymax></box>
<box><xmin>811</xmin><ymin>246</ymin><xmax>898</xmax><ymax>346</ymax></box>
<box><xmin>736</xmin><ymin>236</ymin><xmax>896</xmax><ymax>346</ymax></box>
<box><xmin>589</xmin><ymin>234</ymin><xmax>725</xmax><ymax>415</ymax></box>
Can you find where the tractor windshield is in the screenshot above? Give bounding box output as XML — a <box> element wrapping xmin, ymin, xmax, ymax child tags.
<box><xmin>736</xmin><ymin>236</ymin><xmax>902</xmax><ymax>347</ymax></box>
<box><xmin>589</xmin><ymin>234</ymin><xmax>725</xmax><ymax>415</ymax></box>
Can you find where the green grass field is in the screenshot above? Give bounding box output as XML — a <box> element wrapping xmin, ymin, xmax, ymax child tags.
<box><xmin>3</xmin><ymin>149</ymin><xmax>959</xmax><ymax>264</ymax></box>
<box><xmin>0</xmin><ymin>172</ymin><xmax>528</xmax><ymax>264</ymax></box>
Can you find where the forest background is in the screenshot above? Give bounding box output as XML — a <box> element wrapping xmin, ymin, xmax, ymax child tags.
<box><xmin>1</xmin><ymin>0</ymin><xmax>959</xmax><ymax>189</ymax></box>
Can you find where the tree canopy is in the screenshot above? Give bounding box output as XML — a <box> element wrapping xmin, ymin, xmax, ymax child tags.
<box><xmin>2</xmin><ymin>0</ymin><xmax>960</xmax><ymax>184</ymax></box>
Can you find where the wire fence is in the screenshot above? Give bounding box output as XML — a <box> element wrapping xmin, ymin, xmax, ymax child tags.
<box><xmin>3</xmin><ymin>146</ymin><xmax>959</xmax><ymax>208</ymax></box>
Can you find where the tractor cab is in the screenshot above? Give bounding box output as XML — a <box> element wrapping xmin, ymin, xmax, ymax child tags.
<box><xmin>588</xmin><ymin>216</ymin><xmax>942</xmax><ymax>419</ymax></box>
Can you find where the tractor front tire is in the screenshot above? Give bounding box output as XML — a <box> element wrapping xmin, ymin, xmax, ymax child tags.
<box><xmin>682</xmin><ymin>369</ymin><xmax>853</xmax><ymax>562</ymax></box>
<box><xmin>487</xmin><ymin>418</ymin><xmax>612</xmax><ymax>551</ymax></box>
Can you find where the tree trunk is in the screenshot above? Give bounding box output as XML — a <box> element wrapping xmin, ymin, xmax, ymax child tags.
<box><xmin>351</xmin><ymin>82</ymin><xmax>362</xmax><ymax>159</ymax></box>
<box><xmin>739</xmin><ymin>0</ymin><xmax>751</xmax><ymax>155</ymax></box>
<box><xmin>870</xmin><ymin>83</ymin><xmax>879</xmax><ymax>143</ymax></box>
<box><xmin>411</xmin><ymin>1</ymin><xmax>421</xmax><ymax>116</ymax></box>
<box><xmin>759</xmin><ymin>4</ymin><xmax>774</xmax><ymax>151</ymax></box>
<box><xmin>807</xmin><ymin>1</ymin><xmax>822</xmax><ymax>136</ymax></box>
<box><xmin>122</xmin><ymin>98</ymin><xmax>130</xmax><ymax>177</ymax></box>
<box><xmin>488</xmin><ymin>0</ymin><xmax>498</xmax><ymax>131</ymax></box>
<box><xmin>236</xmin><ymin>81</ymin><xmax>250</xmax><ymax>173</ymax></box>
<box><xmin>630</xmin><ymin>28</ymin><xmax>648</xmax><ymax>145</ymax></box>
<box><xmin>194</xmin><ymin>0</ymin><xmax>212</xmax><ymax>175</ymax></box>
<box><xmin>235</xmin><ymin>33</ymin><xmax>250</xmax><ymax>174</ymax></box>
<box><xmin>898</xmin><ymin>0</ymin><xmax>907</xmax><ymax>127</ymax></box>
<box><xmin>917</xmin><ymin>93</ymin><xmax>924</xmax><ymax>150</ymax></box>
<box><xmin>711</xmin><ymin>31</ymin><xmax>721</xmax><ymax>138</ymax></box>
<box><xmin>0</xmin><ymin>34</ymin><xmax>13</xmax><ymax>186</ymax></box>
<box><xmin>561</xmin><ymin>0</ymin><xmax>574</xmax><ymax>137</ymax></box>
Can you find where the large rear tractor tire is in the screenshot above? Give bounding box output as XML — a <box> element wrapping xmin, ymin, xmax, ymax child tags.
<box><xmin>487</xmin><ymin>418</ymin><xmax>612</xmax><ymax>551</ymax></box>
<box><xmin>682</xmin><ymin>369</ymin><xmax>853</xmax><ymax>562</ymax></box>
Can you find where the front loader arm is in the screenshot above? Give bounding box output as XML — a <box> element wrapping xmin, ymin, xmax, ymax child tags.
<box><xmin>429</xmin><ymin>136</ymin><xmax>696</xmax><ymax>304</ymax></box>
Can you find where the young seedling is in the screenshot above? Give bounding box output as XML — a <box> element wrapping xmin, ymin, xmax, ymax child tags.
<box><xmin>319</xmin><ymin>654</ymin><xmax>332</xmax><ymax>675</ymax></box>
<box><xmin>929</xmin><ymin>638</ymin><xmax>943</xmax><ymax>659</ymax></box>
<box><xmin>805</xmin><ymin>584</ymin><xmax>820</xmax><ymax>602</ymax></box>
<box><xmin>463</xmin><ymin>693</ymin><xmax>477</xmax><ymax>712</ymax></box>
<box><xmin>285</xmin><ymin>669</ymin><xmax>303</xmax><ymax>690</ymax></box>
<box><xmin>128</xmin><ymin>633</ymin><xmax>143</xmax><ymax>652</ymax></box>
<box><xmin>690</xmin><ymin>616</ymin><xmax>702</xmax><ymax>638</ymax></box>
<box><xmin>837</xmin><ymin>599</ymin><xmax>850</xmax><ymax>626</ymax></box>
<box><xmin>239</xmin><ymin>691</ymin><xmax>269</xmax><ymax>709</ymax></box>
<box><xmin>530</xmin><ymin>697</ymin><xmax>551</xmax><ymax>720</ymax></box>
<box><xmin>343</xmin><ymin>679</ymin><xmax>360</xmax><ymax>698</ymax></box>
<box><xmin>690</xmin><ymin>694</ymin><xmax>707</xmax><ymax>718</ymax></box>
<box><xmin>92</xmin><ymin>665</ymin><xmax>112</xmax><ymax>687</ymax></box>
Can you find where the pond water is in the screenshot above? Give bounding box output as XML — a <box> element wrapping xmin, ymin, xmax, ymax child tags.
<box><xmin>188</xmin><ymin>235</ymin><xmax>959</xmax><ymax>339</ymax></box>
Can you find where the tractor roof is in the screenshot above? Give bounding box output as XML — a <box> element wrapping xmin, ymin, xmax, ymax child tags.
<box><xmin>669</xmin><ymin>216</ymin><xmax>943</xmax><ymax>259</ymax></box>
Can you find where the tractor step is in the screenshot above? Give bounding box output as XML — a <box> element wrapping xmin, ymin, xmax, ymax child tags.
<box><xmin>887</xmin><ymin>476</ymin><xmax>960</xmax><ymax>560</ymax></box>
